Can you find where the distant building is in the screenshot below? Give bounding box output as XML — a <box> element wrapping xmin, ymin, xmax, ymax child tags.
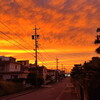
<box><xmin>47</xmin><ymin>69</ymin><xmax>56</xmax><ymax>76</ymax></box>
<box><xmin>47</xmin><ymin>69</ymin><xmax>56</xmax><ymax>80</ymax></box>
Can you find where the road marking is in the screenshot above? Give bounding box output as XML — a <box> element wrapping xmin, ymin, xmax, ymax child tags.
<box><xmin>55</xmin><ymin>83</ymin><xmax>67</xmax><ymax>100</ymax></box>
<box><xmin>55</xmin><ymin>82</ymin><xmax>80</xmax><ymax>100</ymax></box>
<box><xmin>55</xmin><ymin>83</ymin><xmax>74</xmax><ymax>100</ymax></box>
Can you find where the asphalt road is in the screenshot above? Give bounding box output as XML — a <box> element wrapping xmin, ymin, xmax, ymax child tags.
<box><xmin>1</xmin><ymin>77</ymin><xmax>80</xmax><ymax>100</ymax></box>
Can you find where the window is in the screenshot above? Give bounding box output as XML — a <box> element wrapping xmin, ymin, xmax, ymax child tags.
<box><xmin>15</xmin><ymin>65</ymin><xmax>17</xmax><ymax>69</ymax></box>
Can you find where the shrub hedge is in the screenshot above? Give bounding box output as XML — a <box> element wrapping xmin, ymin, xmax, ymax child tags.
<box><xmin>0</xmin><ymin>81</ymin><xmax>23</xmax><ymax>96</ymax></box>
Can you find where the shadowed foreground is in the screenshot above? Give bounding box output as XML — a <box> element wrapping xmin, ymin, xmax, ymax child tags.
<box><xmin>1</xmin><ymin>77</ymin><xmax>80</xmax><ymax>100</ymax></box>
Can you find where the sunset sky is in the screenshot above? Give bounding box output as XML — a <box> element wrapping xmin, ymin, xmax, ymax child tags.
<box><xmin>0</xmin><ymin>0</ymin><xmax>100</xmax><ymax>72</ymax></box>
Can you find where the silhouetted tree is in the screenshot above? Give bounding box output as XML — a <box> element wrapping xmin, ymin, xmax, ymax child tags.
<box><xmin>94</xmin><ymin>28</ymin><xmax>100</xmax><ymax>54</ymax></box>
<box><xmin>71</xmin><ymin>57</ymin><xmax>100</xmax><ymax>100</ymax></box>
<box><xmin>27</xmin><ymin>72</ymin><xmax>37</xmax><ymax>86</ymax></box>
<box><xmin>96</xmin><ymin>46</ymin><xmax>100</xmax><ymax>54</ymax></box>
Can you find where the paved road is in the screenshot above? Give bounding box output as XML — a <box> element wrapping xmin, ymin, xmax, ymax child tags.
<box><xmin>1</xmin><ymin>77</ymin><xmax>80</xmax><ymax>100</ymax></box>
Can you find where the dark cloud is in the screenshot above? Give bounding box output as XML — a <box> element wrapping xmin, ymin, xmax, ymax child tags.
<box><xmin>0</xmin><ymin>0</ymin><xmax>20</xmax><ymax>17</ymax></box>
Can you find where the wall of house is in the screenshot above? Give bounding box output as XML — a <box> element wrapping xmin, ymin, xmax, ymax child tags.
<box><xmin>20</xmin><ymin>73</ymin><xmax>28</xmax><ymax>78</ymax></box>
<box><xmin>43</xmin><ymin>68</ymin><xmax>47</xmax><ymax>80</ymax></box>
<box><xmin>1</xmin><ymin>73</ymin><xmax>28</xmax><ymax>80</ymax></box>
<box><xmin>0</xmin><ymin>65</ymin><xmax>5</xmax><ymax>72</ymax></box>
<box><xmin>9</xmin><ymin>63</ymin><xmax>21</xmax><ymax>72</ymax></box>
<box><xmin>3</xmin><ymin>74</ymin><xmax>12</xmax><ymax>80</ymax></box>
<box><xmin>18</xmin><ymin>60</ymin><xmax>29</xmax><ymax>67</ymax></box>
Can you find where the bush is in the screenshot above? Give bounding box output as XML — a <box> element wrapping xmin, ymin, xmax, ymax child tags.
<box><xmin>37</xmin><ymin>77</ymin><xmax>44</xmax><ymax>87</ymax></box>
<box><xmin>7</xmin><ymin>78</ymin><xmax>26</xmax><ymax>83</ymax></box>
<box><xmin>0</xmin><ymin>81</ymin><xmax>23</xmax><ymax>96</ymax></box>
<box><xmin>27</xmin><ymin>73</ymin><xmax>37</xmax><ymax>85</ymax></box>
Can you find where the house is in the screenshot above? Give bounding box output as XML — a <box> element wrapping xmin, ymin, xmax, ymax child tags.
<box><xmin>47</xmin><ymin>69</ymin><xmax>56</xmax><ymax>80</ymax></box>
<box><xmin>29</xmin><ymin>66</ymin><xmax>47</xmax><ymax>81</ymax></box>
<box><xmin>0</xmin><ymin>56</ymin><xmax>21</xmax><ymax>80</ymax></box>
<box><xmin>0</xmin><ymin>56</ymin><xmax>29</xmax><ymax>80</ymax></box>
<box><xmin>17</xmin><ymin>60</ymin><xmax>29</xmax><ymax>67</ymax></box>
<box><xmin>17</xmin><ymin>60</ymin><xmax>30</xmax><ymax>71</ymax></box>
<box><xmin>47</xmin><ymin>69</ymin><xmax>56</xmax><ymax>76</ymax></box>
<box><xmin>17</xmin><ymin>60</ymin><xmax>36</xmax><ymax>70</ymax></box>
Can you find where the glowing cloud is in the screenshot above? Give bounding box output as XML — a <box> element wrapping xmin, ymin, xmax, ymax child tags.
<box><xmin>0</xmin><ymin>0</ymin><xmax>100</xmax><ymax>71</ymax></box>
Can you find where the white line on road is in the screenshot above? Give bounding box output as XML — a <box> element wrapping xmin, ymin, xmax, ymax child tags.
<box><xmin>55</xmin><ymin>82</ymin><xmax>80</xmax><ymax>100</ymax></box>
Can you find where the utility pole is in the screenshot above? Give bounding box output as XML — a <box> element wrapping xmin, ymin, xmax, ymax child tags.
<box><xmin>56</xmin><ymin>58</ymin><xmax>59</xmax><ymax>70</ymax></box>
<box><xmin>32</xmin><ymin>25</ymin><xmax>40</xmax><ymax>67</ymax></box>
<box><xmin>62</xmin><ymin>64</ymin><xmax>64</xmax><ymax>71</ymax></box>
<box><xmin>56</xmin><ymin>58</ymin><xmax>59</xmax><ymax>82</ymax></box>
<box><xmin>32</xmin><ymin>25</ymin><xmax>40</xmax><ymax>87</ymax></box>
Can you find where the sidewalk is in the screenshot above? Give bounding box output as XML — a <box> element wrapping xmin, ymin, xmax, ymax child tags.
<box><xmin>0</xmin><ymin>88</ymin><xmax>36</xmax><ymax>100</ymax></box>
<box><xmin>55</xmin><ymin>82</ymin><xmax>80</xmax><ymax>100</ymax></box>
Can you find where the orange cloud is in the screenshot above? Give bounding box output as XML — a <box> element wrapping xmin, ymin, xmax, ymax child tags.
<box><xmin>49</xmin><ymin>0</ymin><xmax>66</xmax><ymax>7</ymax></box>
<box><xmin>0</xmin><ymin>0</ymin><xmax>100</xmax><ymax>71</ymax></box>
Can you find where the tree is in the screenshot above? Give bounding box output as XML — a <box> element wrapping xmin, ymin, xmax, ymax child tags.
<box><xmin>96</xmin><ymin>47</ymin><xmax>100</xmax><ymax>54</ymax></box>
<box><xmin>94</xmin><ymin>28</ymin><xmax>100</xmax><ymax>54</ymax></box>
<box><xmin>27</xmin><ymin>72</ymin><xmax>37</xmax><ymax>86</ymax></box>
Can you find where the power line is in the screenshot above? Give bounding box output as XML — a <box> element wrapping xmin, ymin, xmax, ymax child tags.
<box><xmin>0</xmin><ymin>21</ymin><xmax>34</xmax><ymax>49</ymax></box>
<box><xmin>0</xmin><ymin>22</ymin><xmax>53</xmax><ymax>67</ymax></box>
<box><xmin>38</xmin><ymin>55</ymin><xmax>48</xmax><ymax>66</ymax></box>
<box><xmin>38</xmin><ymin>53</ymin><xmax>49</xmax><ymax>64</ymax></box>
<box><xmin>39</xmin><ymin>46</ymin><xmax>56</xmax><ymax>59</ymax></box>
<box><xmin>38</xmin><ymin>47</ymin><xmax>51</xmax><ymax>61</ymax></box>
<box><xmin>0</xmin><ymin>31</ymin><xmax>35</xmax><ymax>57</ymax></box>
<box><xmin>0</xmin><ymin>31</ymin><xmax>34</xmax><ymax>54</ymax></box>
